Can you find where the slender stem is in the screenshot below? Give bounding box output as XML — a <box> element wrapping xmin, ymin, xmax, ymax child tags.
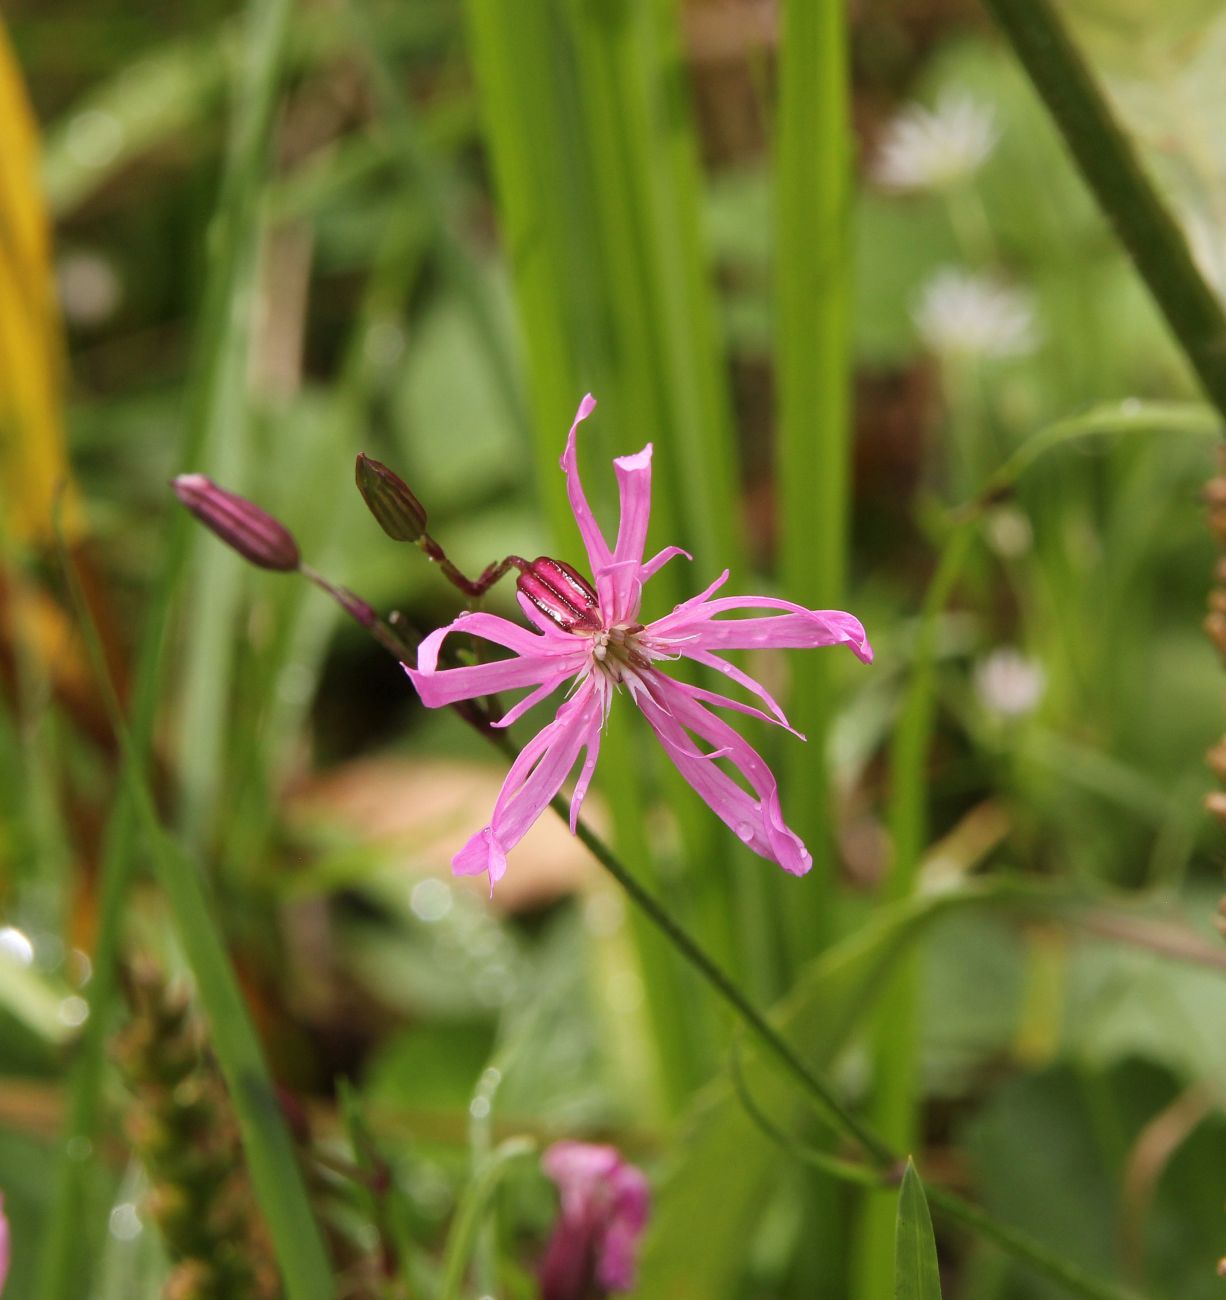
<box><xmin>438</xmin><ymin>1137</ymin><xmax>536</xmax><ymax>1300</ymax></box>
<box><xmin>730</xmin><ymin>1041</ymin><xmax>1141</xmax><ymax>1300</ymax></box>
<box><xmin>415</xmin><ymin>539</ymin><xmax>526</xmax><ymax>599</ymax></box>
<box><xmin>979</xmin><ymin>0</ymin><xmax>1226</xmax><ymax>421</ymax></box>
<box><xmin>564</xmin><ymin>791</ymin><xmax>894</xmax><ymax>1165</ymax></box>
<box><xmin>926</xmin><ymin>1186</ymin><xmax>1141</xmax><ymax>1300</ymax></box>
<box><xmin>729</xmin><ymin>1042</ymin><xmax>896</xmax><ymax>1191</ymax></box>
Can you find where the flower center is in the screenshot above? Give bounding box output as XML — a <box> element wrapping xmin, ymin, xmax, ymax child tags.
<box><xmin>589</xmin><ymin>622</ymin><xmax>648</xmax><ymax>682</ymax></box>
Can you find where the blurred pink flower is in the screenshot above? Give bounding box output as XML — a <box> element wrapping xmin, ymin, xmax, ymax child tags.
<box><xmin>0</xmin><ymin>1191</ymin><xmax>9</xmax><ymax>1295</ymax></box>
<box><xmin>407</xmin><ymin>394</ymin><xmax>872</xmax><ymax>890</ymax></box>
<box><xmin>539</xmin><ymin>1141</ymin><xmax>649</xmax><ymax>1299</ymax></box>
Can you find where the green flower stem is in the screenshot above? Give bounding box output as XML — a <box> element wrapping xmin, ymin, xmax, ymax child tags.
<box><xmin>732</xmin><ymin>1035</ymin><xmax>1141</xmax><ymax>1300</ymax></box>
<box><xmin>560</xmin><ymin>786</ymin><xmax>894</xmax><ymax>1166</ymax></box>
<box><xmin>979</xmin><ymin>0</ymin><xmax>1226</xmax><ymax>421</ymax></box>
<box><xmin>924</xmin><ymin>1185</ymin><xmax>1141</xmax><ymax>1300</ymax></box>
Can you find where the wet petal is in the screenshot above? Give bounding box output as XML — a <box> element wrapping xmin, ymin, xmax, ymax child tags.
<box><xmin>611</xmin><ymin>444</ymin><xmax>653</xmax><ymax>569</ymax></box>
<box><xmin>406</xmin><ymin>611</ymin><xmax>584</xmax><ymax>710</ymax></box>
<box><xmin>595</xmin><ymin>559</ymin><xmax>643</xmax><ymax>626</ymax></box>
<box><xmin>652</xmin><ymin>595</ymin><xmax>872</xmax><ymax>663</ymax></box>
<box><xmin>682</xmin><ymin>649</ymin><xmax>801</xmax><ymax>735</ymax></box>
<box><xmin>559</xmin><ymin>394</ymin><xmax>613</xmax><ymax>576</ymax></box>
<box><xmin>452</xmin><ymin>681</ymin><xmax>603</xmax><ymax>890</ymax></box>
<box><xmin>635</xmin><ymin>675</ymin><xmax>811</xmax><ymax>875</ymax></box>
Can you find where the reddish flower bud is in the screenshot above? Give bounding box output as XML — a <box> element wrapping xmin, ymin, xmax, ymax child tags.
<box><xmin>172</xmin><ymin>475</ymin><xmax>300</xmax><ymax>572</ymax></box>
<box><xmin>355</xmin><ymin>453</ymin><xmax>428</xmax><ymax>542</ymax></box>
<box><xmin>517</xmin><ymin>557</ymin><xmax>602</xmax><ymax>633</ymax></box>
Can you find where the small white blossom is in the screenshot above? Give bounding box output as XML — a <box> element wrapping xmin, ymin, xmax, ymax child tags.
<box><xmin>56</xmin><ymin>250</ymin><xmax>122</xmax><ymax>326</ymax></box>
<box><xmin>974</xmin><ymin>648</ymin><xmax>1045</xmax><ymax>719</ymax></box>
<box><xmin>913</xmin><ymin>267</ymin><xmax>1039</xmax><ymax>360</ymax></box>
<box><xmin>872</xmin><ymin>91</ymin><xmax>999</xmax><ymax>193</ymax></box>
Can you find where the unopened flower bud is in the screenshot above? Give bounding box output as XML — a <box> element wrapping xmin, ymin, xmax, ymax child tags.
<box><xmin>517</xmin><ymin>557</ymin><xmax>602</xmax><ymax>633</ymax></box>
<box><xmin>355</xmin><ymin>453</ymin><xmax>428</xmax><ymax>542</ymax></box>
<box><xmin>172</xmin><ymin>476</ymin><xmax>299</xmax><ymax>572</ymax></box>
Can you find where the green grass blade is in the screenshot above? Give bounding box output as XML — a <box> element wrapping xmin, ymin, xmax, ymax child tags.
<box><xmin>774</xmin><ymin>0</ymin><xmax>853</xmax><ymax>962</ymax></box>
<box><xmin>896</xmin><ymin>1160</ymin><xmax>944</xmax><ymax>1300</ymax></box>
<box><xmin>173</xmin><ymin>0</ymin><xmax>296</xmax><ymax>845</ymax></box>
<box><xmin>61</xmin><ymin>546</ymin><xmax>335</xmax><ymax>1300</ymax></box>
<box><xmin>35</xmin><ymin>1</ymin><xmax>297</xmax><ymax>1293</ymax></box>
<box><xmin>980</xmin><ymin>0</ymin><xmax>1226</xmax><ymax>422</ymax></box>
<box><xmin>464</xmin><ymin>0</ymin><xmax>742</xmax><ymax>1105</ymax></box>
<box><xmin>347</xmin><ymin>0</ymin><xmax>527</xmax><ymax>441</ymax></box>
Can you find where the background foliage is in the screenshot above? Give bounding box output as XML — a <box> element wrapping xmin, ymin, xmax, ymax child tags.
<box><xmin>2</xmin><ymin>0</ymin><xmax>1226</xmax><ymax>1296</ymax></box>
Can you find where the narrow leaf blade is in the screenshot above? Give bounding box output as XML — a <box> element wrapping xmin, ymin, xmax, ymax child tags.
<box><xmin>895</xmin><ymin>1159</ymin><xmax>943</xmax><ymax>1300</ymax></box>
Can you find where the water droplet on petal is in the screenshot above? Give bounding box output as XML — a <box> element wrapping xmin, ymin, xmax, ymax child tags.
<box><xmin>735</xmin><ymin>822</ymin><xmax>754</xmax><ymax>842</ymax></box>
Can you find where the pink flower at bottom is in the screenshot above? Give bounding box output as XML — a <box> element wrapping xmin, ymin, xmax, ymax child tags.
<box><xmin>539</xmin><ymin>1142</ymin><xmax>650</xmax><ymax>1299</ymax></box>
<box><xmin>0</xmin><ymin>1191</ymin><xmax>9</xmax><ymax>1295</ymax></box>
<box><xmin>406</xmin><ymin>394</ymin><xmax>872</xmax><ymax>891</ymax></box>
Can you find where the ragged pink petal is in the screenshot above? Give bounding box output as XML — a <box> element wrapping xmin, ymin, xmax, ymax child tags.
<box><xmin>595</xmin><ymin>559</ymin><xmax>644</xmax><ymax>627</ymax></box>
<box><xmin>640</xmin><ymin>545</ymin><xmax>691</xmax><ymax>582</ymax></box>
<box><xmin>653</xmin><ymin>596</ymin><xmax>872</xmax><ymax>663</ymax></box>
<box><xmin>648</xmin><ymin>569</ymin><xmax>731</xmax><ymax>637</ymax></box>
<box><xmin>452</xmin><ymin>681</ymin><xmax>604</xmax><ymax>891</ymax></box>
<box><xmin>611</xmin><ymin>444</ymin><xmax>653</xmax><ymax>571</ymax></box>
<box><xmin>680</xmin><ymin>652</ymin><xmax>803</xmax><ymax>737</ymax></box>
<box><xmin>406</xmin><ymin>611</ymin><xmax>586</xmax><ymax>709</ymax></box>
<box><xmin>635</xmin><ymin>674</ymin><xmax>812</xmax><ymax>875</ymax></box>
<box><xmin>560</xmin><ymin>395</ymin><xmax>613</xmax><ymax>577</ymax></box>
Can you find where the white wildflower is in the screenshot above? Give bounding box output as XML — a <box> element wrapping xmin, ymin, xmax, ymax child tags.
<box><xmin>56</xmin><ymin>250</ymin><xmax>122</xmax><ymax>326</ymax></box>
<box><xmin>873</xmin><ymin>91</ymin><xmax>999</xmax><ymax>194</ymax></box>
<box><xmin>913</xmin><ymin>267</ymin><xmax>1039</xmax><ymax>360</ymax></box>
<box><xmin>974</xmin><ymin>648</ymin><xmax>1045</xmax><ymax>719</ymax></box>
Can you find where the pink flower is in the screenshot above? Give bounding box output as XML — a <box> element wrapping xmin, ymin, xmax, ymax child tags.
<box><xmin>0</xmin><ymin>1191</ymin><xmax>9</xmax><ymax>1295</ymax></box>
<box><xmin>539</xmin><ymin>1141</ymin><xmax>650</xmax><ymax>1299</ymax></box>
<box><xmin>406</xmin><ymin>394</ymin><xmax>872</xmax><ymax>890</ymax></box>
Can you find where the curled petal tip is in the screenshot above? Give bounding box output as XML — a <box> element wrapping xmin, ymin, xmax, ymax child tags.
<box><xmin>452</xmin><ymin>827</ymin><xmax>507</xmax><ymax>892</ymax></box>
<box><xmin>578</xmin><ymin>393</ymin><xmax>597</xmax><ymax>417</ymax></box>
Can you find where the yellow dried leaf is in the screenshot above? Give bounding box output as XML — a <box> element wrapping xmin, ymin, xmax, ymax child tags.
<box><xmin>0</xmin><ymin>21</ymin><xmax>81</xmax><ymax>544</ymax></box>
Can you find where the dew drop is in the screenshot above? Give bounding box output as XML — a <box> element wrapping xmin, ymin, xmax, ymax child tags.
<box><xmin>735</xmin><ymin>822</ymin><xmax>754</xmax><ymax>843</ymax></box>
<box><xmin>109</xmin><ymin>1202</ymin><xmax>142</xmax><ymax>1242</ymax></box>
